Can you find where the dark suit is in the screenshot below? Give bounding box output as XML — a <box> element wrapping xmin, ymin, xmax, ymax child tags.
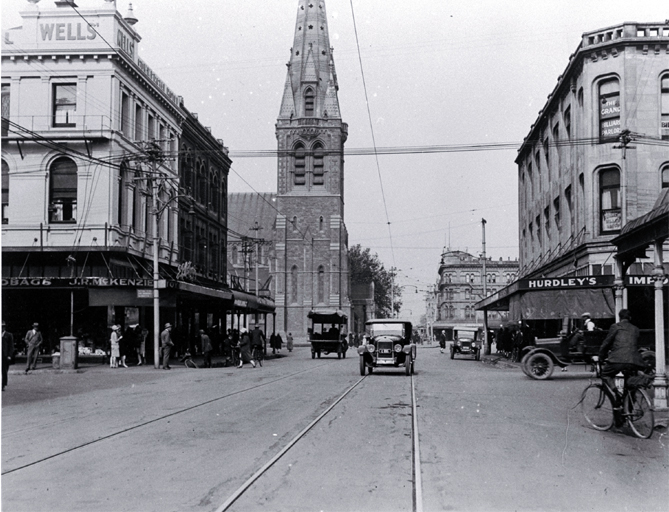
<box><xmin>24</xmin><ymin>329</ymin><xmax>43</xmax><ymax>371</ymax></box>
<box><xmin>2</xmin><ymin>330</ymin><xmax>14</xmax><ymax>389</ymax></box>
<box><xmin>599</xmin><ymin>319</ymin><xmax>644</xmax><ymax>391</ymax></box>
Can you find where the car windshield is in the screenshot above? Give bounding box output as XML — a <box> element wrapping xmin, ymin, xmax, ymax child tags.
<box><xmin>455</xmin><ymin>330</ymin><xmax>478</xmax><ymax>340</ymax></box>
<box><xmin>368</xmin><ymin>323</ymin><xmax>405</xmax><ymax>337</ymax></box>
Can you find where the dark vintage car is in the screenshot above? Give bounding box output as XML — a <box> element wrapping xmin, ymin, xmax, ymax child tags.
<box><xmin>450</xmin><ymin>327</ymin><xmax>482</xmax><ymax>361</ymax></box>
<box><xmin>308</xmin><ymin>310</ymin><xmax>348</xmax><ymax>359</ymax></box>
<box><xmin>521</xmin><ymin>329</ymin><xmax>655</xmax><ymax>380</ymax></box>
<box><xmin>358</xmin><ymin>319</ymin><xmax>416</xmax><ymax>376</ymax></box>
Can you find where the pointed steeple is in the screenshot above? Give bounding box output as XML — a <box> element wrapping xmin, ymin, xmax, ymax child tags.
<box><xmin>278</xmin><ymin>0</ymin><xmax>341</xmax><ymax>120</ymax></box>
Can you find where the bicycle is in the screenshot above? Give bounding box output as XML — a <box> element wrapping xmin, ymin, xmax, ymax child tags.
<box><xmin>251</xmin><ymin>345</ymin><xmax>264</xmax><ymax>367</ymax></box>
<box><xmin>229</xmin><ymin>344</ymin><xmax>240</xmax><ymax>367</ymax></box>
<box><xmin>179</xmin><ymin>351</ymin><xmax>199</xmax><ymax>369</ymax></box>
<box><xmin>580</xmin><ymin>356</ymin><xmax>654</xmax><ymax>438</ymax></box>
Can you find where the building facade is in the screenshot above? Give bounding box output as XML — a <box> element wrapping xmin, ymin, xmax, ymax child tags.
<box><xmin>517</xmin><ymin>22</ymin><xmax>669</xmax><ymax>286</ymax></box>
<box><xmin>227</xmin><ymin>0</ymin><xmax>350</xmax><ymax>340</ymax></box>
<box><xmin>1</xmin><ymin>0</ymin><xmax>235</xmax><ymax>355</ymax></box>
<box><xmin>434</xmin><ymin>250</ymin><xmax>517</xmax><ymax>335</ymax></box>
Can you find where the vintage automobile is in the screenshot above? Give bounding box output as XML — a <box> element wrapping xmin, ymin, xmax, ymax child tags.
<box><xmin>450</xmin><ymin>327</ymin><xmax>482</xmax><ymax>361</ymax></box>
<box><xmin>307</xmin><ymin>310</ymin><xmax>349</xmax><ymax>359</ymax></box>
<box><xmin>358</xmin><ymin>319</ymin><xmax>416</xmax><ymax>376</ymax></box>
<box><xmin>521</xmin><ymin>329</ymin><xmax>656</xmax><ymax>380</ymax></box>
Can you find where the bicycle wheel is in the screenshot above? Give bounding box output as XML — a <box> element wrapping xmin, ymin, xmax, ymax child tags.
<box><xmin>254</xmin><ymin>347</ymin><xmax>263</xmax><ymax>367</ymax></box>
<box><xmin>581</xmin><ymin>384</ymin><xmax>614</xmax><ymax>431</ymax></box>
<box><xmin>626</xmin><ymin>388</ymin><xmax>654</xmax><ymax>439</ymax></box>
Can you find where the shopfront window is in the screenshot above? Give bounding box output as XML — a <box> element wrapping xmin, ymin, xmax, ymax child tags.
<box><xmin>600</xmin><ymin>167</ymin><xmax>621</xmax><ymax>233</ymax></box>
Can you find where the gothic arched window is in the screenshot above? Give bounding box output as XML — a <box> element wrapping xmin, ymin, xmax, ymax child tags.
<box><xmin>304</xmin><ymin>88</ymin><xmax>315</xmax><ymax>117</ymax></box>
<box><xmin>291</xmin><ymin>265</ymin><xmax>299</xmax><ymax>304</ymax></box>
<box><xmin>294</xmin><ymin>143</ymin><xmax>306</xmax><ymax>185</ymax></box>
<box><xmin>313</xmin><ymin>142</ymin><xmax>324</xmax><ymax>185</ymax></box>
<box><xmin>318</xmin><ymin>265</ymin><xmax>325</xmax><ymax>304</ymax></box>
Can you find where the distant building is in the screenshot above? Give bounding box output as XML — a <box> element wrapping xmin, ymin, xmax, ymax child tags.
<box><xmin>434</xmin><ymin>250</ymin><xmax>518</xmax><ymax>335</ymax></box>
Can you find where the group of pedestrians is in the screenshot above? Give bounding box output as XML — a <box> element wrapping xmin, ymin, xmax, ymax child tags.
<box><xmin>109</xmin><ymin>324</ymin><xmax>148</xmax><ymax>368</ymax></box>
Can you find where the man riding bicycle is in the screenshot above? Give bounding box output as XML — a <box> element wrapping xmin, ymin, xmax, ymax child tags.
<box><xmin>598</xmin><ymin>309</ymin><xmax>645</xmax><ymax>412</ymax></box>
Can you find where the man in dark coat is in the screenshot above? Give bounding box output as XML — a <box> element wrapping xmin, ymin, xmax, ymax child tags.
<box><xmin>24</xmin><ymin>322</ymin><xmax>43</xmax><ymax>373</ymax></box>
<box><xmin>200</xmin><ymin>329</ymin><xmax>213</xmax><ymax>368</ymax></box>
<box><xmin>599</xmin><ymin>309</ymin><xmax>645</xmax><ymax>396</ymax></box>
<box><xmin>2</xmin><ymin>321</ymin><xmax>15</xmax><ymax>390</ymax></box>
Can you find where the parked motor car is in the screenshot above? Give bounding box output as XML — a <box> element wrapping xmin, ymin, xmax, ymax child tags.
<box><xmin>358</xmin><ymin>319</ymin><xmax>415</xmax><ymax>376</ymax></box>
<box><xmin>450</xmin><ymin>327</ymin><xmax>482</xmax><ymax>361</ymax></box>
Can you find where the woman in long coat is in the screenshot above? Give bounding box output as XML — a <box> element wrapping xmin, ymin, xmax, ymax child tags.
<box><xmin>237</xmin><ymin>328</ymin><xmax>255</xmax><ymax>368</ymax></box>
<box><xmin>110</xmin><ymin>325</ymin><xmax>121</xmax><ymax>368</ymax></box>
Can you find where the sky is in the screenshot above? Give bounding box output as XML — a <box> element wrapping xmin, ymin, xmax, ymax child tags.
<box><xmin>2</xmin><ymin>0</ymin><xmax>666</xmax><ymax>322</ymax></box>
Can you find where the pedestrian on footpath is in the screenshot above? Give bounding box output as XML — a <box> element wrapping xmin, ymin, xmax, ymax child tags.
<box><xmin>286</xmin><ymin>332</ymin><xmax>294</xmax><ymax>352</ymax></box>
<box><xmin>137</xmin><ymin>327</ymin><xmax>148</xmax><ymax>366</ymax></box>
<box><xmin>110</xmin><ymin>325</ymin><xmax>121</xmax><ymax>368</ymax></box>
<box><xmin>2</xmin><ymin>321</ymin><xmax>15</xmax><ymax>391</ymax></box>
<box><xmin>238</xmin><ymin>328</ymin><xmax>255</xmax><ymax>368</ymax></box>
<box><xmin>161</xmin><ymin>323</ymin><xmax>174</xmax><ymax>370</ymax></box>
<box><xmin>252</xmin><ymin>324</ymin><xmax>266</xmax><ymax>356</ymax></box>
<box><xmin>24</xmin><ymin>322</ymin><xmax>43</xmax><ymax>373</ymax></box>
<box><xmin>200</xmin><ymin>329</ymin><xmax>213</xmax><ymax>368</ymax></box>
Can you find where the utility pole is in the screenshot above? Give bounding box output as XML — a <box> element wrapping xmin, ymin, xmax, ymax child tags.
<box><xmin>481</xmin><ymin>218</ymin><xmax>490</xmax><ymax>355</ymax></box>
<box><xmin>249</xmin><ymin>221</ymin><xmax>263</xmax><ymax>297</ymax></box>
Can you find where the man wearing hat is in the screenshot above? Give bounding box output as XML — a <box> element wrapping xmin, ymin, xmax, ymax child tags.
<box><xmin>24</xmin><ymin>322</ymin><xmax>43</xmax><ymax>373</ymax></box>
<box><xmin>2</xmin><ymin>321</ymin><xmax>15</xmax><ymax>390</ymax></box>
<box><xmin>582</xmin><ymin>313</ymin><xmax>596</xmax><ymax>332</ymax></box>
<box><xmin>160</xmin><ymin>323</ymin><xmax>174</xmax><ymax>370</ymax></box>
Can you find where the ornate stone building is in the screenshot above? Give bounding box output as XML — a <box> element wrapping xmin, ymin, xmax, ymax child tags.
<box><xmin>227</xmin><ymin>0</ymin><xmax>350</xmax><ymax>339</ymax></box>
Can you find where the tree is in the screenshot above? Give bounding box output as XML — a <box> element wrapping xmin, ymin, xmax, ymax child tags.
<box><xmin>348</xmin><ymin>244</ymin><xmax>402</xmax><ymax>318</ymax></box>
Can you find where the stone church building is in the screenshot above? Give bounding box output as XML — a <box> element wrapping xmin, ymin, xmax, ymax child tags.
<box><xmin>228</xmin><ymin>0</ymin><xmax>351</xmax><ymax>339</ymax></box>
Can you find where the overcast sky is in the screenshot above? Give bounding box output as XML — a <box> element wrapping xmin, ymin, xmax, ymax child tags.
<box><xmin>2</xmin><ymin>0</ymin><xmax>666</xmax><ymax>320</ymax></box>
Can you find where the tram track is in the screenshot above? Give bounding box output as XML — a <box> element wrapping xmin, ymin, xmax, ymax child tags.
<box><xmin>1</xmin><ymin>362</ymin><xmax>333</xmax><ymax>476</ymax></box>
<box><xmin>216</xmin><ymin>373</ymin><xmax>424</xmax><ymax>512</ymax></box>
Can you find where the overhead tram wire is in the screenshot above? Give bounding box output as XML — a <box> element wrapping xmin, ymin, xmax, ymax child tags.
<box><xmin>349</xmin><ymin>0</ymin><xmax>395</xmax><ymax>266</ymax></box>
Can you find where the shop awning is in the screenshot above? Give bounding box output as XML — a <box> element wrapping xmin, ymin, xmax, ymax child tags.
<box><xmin>232</xmin><ymin>290</ymin><xmax>275</xmax><ymax>313</ymax></box>
<box><xmin>509</xmin><ymin>288</ymin><xmax>615</xmax><ymax>319</ymax></box>
<box><xmin>176</xmin><ymin>281</ymin><xmax>233</xmax><ymax>301</ymax></box>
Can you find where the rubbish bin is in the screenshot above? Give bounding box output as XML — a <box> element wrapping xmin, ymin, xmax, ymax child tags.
<box><xmin>59</xmin><ymin>336</ymin><xmax>78</xmax><ymax>370</ymax></box>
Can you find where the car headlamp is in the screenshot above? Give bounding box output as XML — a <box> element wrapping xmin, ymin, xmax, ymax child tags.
<box><xmin>394</xmin><ymin>344</ymin><xmax>402</xmax><ymax>353</ymax></box>
<box><xmin>367</xmin><ymin>344</ymin><xmax>376</xmax><ymax>353</ymax></box>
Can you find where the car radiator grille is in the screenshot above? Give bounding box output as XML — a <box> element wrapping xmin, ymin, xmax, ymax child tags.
<box><xmin>377</xmin><ymin>341</ymin><xmax>393</xmax><ymax>357</ymax></box>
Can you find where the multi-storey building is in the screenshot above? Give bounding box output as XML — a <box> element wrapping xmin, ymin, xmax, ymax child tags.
<box><xmin>1</xmin><ymin>0</ymin><xmax>239</xmax><ymax>355</ymax></box>
<box><xmin>434</xmin><ymin>250</ymin><xmax>517</xmax><ymax>336</ymax></box>
<box><xmin>477</xmin><ymin>22</ymin><xmax>668</xmax><ymax>399</ymax></box>
<box><xmin>227</xmin><ymin>0</ymin><xmax>350</xmax><ymax>339</ymax></box>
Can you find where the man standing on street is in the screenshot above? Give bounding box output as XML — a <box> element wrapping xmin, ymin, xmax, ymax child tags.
<box><xmin>598</xmin><ymin>309</ymin><xmax>645</xmax><ymax>398</ymax></box>
<box><xmin>251</xmin><ymin>324</ymin><xmax>266</xmax><ymax>354</ymax></box>
<box><xmin>200</xmin><ymin>329</ymin><xmax>213</xmax><ymax>368</ymax></box>
<box><xmin>24</xmin><ymin>322</ymin><xmax>43</xmax><ymax>373</ymax></box>
<box><xmin>2</xmin><ymin>321</ymin><xmax>15</xmax><ymax>390</ymax></box>
<box><xmin>160</xmin><ymin>323</ymin><xmax>174</xmax><ymax>370</ymax></box>
<box><xmin>439</xmin><ymin>330</ymin><xmax>446</xmax><ymax>353</ymax></box>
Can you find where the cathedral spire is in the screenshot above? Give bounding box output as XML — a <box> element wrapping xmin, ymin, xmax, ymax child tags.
<box><xmin>279</xmin><ymin>0</ymin><xmax>340</xmax><ymax>120</ymax></box>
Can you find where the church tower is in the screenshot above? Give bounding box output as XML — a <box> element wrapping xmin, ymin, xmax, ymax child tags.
<box><xmin>274</xmin><ymin>0</ymin><xmax>350</xmax><ymax>337</ymax></box>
